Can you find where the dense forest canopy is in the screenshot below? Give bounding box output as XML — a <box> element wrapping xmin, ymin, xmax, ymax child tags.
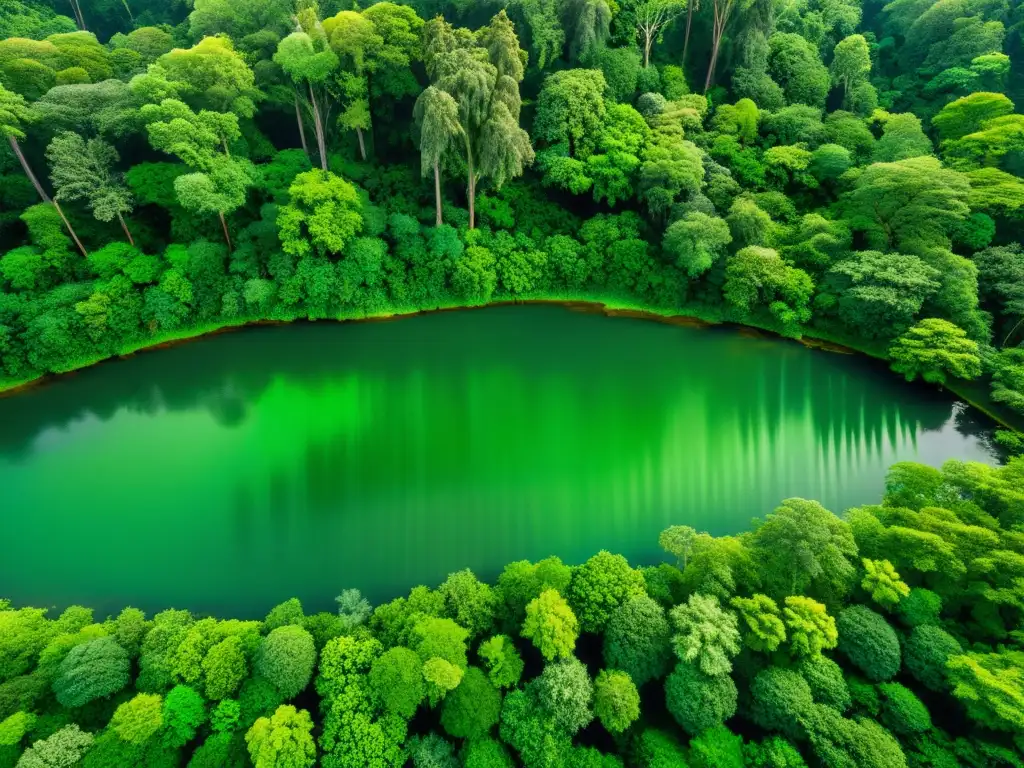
<box><xmin>2</xmin><ymin>458</ymin><xmax>1024</xmax><ymax>767</ymax></box>
<box><xmin>0</xmin><ymin>0</ymin><xmax>1023</xmax><ymax>449</ymax></box>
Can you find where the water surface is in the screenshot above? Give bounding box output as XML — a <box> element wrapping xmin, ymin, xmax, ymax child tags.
<box><xmin>0</xmin><ymin>306</ymin><xmax>1000</xmax><ymax>617</ymax></box>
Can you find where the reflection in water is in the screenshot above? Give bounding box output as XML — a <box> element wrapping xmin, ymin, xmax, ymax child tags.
<box><xmin>0</xmin><ymin>306</ymin><xmax>1000</xmax><ymax>618</ymax></box>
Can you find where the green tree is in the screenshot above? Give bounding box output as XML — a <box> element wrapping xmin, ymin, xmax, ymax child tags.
<box><xmin>947</xmin><ymin>650</ymin><xmax>1024</xmax><ymax>734</ymax></box>
<box><xmin>46</xmin><ymin>132</ymin><xmax>135</xmax><ymax>245</ymax></box>
<box><xmin>839</xmin><ymin>156</ymin><xmax>970</xmax><ymax>254</ymax></box>
<box><xmin>432</xmin><ymin>12</ymin><xmax>534</xmax><ymax>229</ymax></box>
<box><xmin>593</xmin><ymin>669</ymin><xmax>639</xmax><ymax>733</ymax></box>
<box><xmin>824</xmin><ymin>251</ymin><xmax>940</xmax><ymax>340</ymax></box>
<box><xmin>860</xmin><ymin>559</ymin><xmax>910</xmax><ymax>610</ymax></box>
<box><xmin>477</xmin><ymin>635</ymin><xmax>524</xmax><ymax>690</ymax></box>
<box><xmin>750</xmin><ymin>667</ymin><xmax>813</xmax><ymax>739</ymax></box>
<box><xmin>663</xmin><ymin>213</ymin><xmax>732</xmax><ymax>277</ymax></box>
<box><xmin>877</xmin><ymin>682</ymin><xmax>931</xmax><ymax>735</ymax></box>
<box><xmin>783</xmin><ymin>596</ymin><xmax>838</xmax><ymax>658</ymax></box>
<box><xmin>245</xmin><ymin>705</ymin><xmax>316</xmax><ymax>768</ymax></box>
<box><xmin>15</xmin><ymin>725</ymin><xmax>93</xmax><ymax>767</ymax></box>
<box><xmin>769</xmin><ymin>32</ymin><xmax>830</xmax><ymax>107</ymax></box>
<box><xmin>836</xmin><ymin>606</ymin><xmax>901</xmax><ymax>682</ymax></box>
<box><xmin>438</xmin><ymin>569</ymin><xmax>498</xmax><ymax>641</ymax></box>
<box><xmin>142</xmin><ymin>98</ymin><xmax>254</xmax><ymax>250</ymax></box>
<box><xmin>440</xmin><ymin>667</ymin><xmax>500</xmax><ymax>739</ymax></box>
<box><xmin>368</xmin><ymin>647</ymin><xmax>424</xmax><ymax>719</ymax></box>
<box><xmin>52</xmin><ymin>636</ymin><xmax>130</xmax><ymax>708</ymax></box>
<box><xmin>668</xmin><ymin>594</ymin><xmax>740</xmax><ymax>676</ymax></box>
<box><xmin>603</xmin><ymin>594</ymin><xmax>672</xmax><ymax>686</ymax></box>
<box><xmin>749</xmin><ymin>498</ymin><xmax>858</xmax><ymax>601</ymax></box>
<box><xmin>273</xmin><ymin>31</ymin><xmax>338</xmax><ymax>170</ymax></box>
<box><xmin>889</xmin><ymin>318</ymin><xmax>982</xmax><ymax>384</ymax></box>
<box><xmin>932</xmin><ymin>92</ymin><xmax>1015</xmax><ymax>144</ymax></box>
<box><xmin>830</xmin><ymin>35</ymin><xmax>871</xmax><ymax>112</ymax></box>
<box><xmin>255</xmin><ymin>626</ymin><xmax>316</xmax><ymax>700</ymax></box>
<box><xmin>277</xmin><ymin>169</ymin><xmax>363</xmax><ymax>259</ymax></box>
<box><xmin>521</xmin><ymin>588</ymin><xmax>579</xmax><ymax>661</ymax></box>
<box><xmin>724</xmin><ymin>246</ymin><xmax>814</xmax><ymax>328</ymax></box>
<box><xmin>111</xmin><ymin>693</ymin><xmax>164</xmax><ymax>745</ymax></box>
<box><xmin>0</xmin><ymin>83</ymin><xmax>87</xmax><ymax>257</ymax></box>
<box><xmin>665</xmin><ymin>661</ymin><xmax>737</xmax><ymax>736</ymax></box>
<box><xmin>634</xmin><ymin>0</ymin><xmax>687</xmax><ymax>68</ymax></box>
<box><xmin>162</xmin><ymin>685</ymin><xmax>207</xmax><ymax>748</ymax></box>
<box><xmin>414</xmin><ymin>86</ymin><xmax>461</xmax><ymax>226</ymax></box>
<box><xmin>203</xmin><ymin>636</ymin><xmax>247</xmax><ymax>700</ymax></box>
<box><xmin>531</xmin><ymin>657</ymin><xmax>594</xmax><ymax>735</ymax></box>
<box><xmin>730</xmin><ymin>594</ymin><xmax>786</xmax><ymax>652</ymax></box>
<box><xmin>567</xmin><ymin>550</ymin><xmax>646</xmax><ymax>634</ymax></box>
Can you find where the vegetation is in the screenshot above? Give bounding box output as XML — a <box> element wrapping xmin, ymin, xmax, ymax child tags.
<box><xmin>2</xmin><ymin>457</ymin><xmax>1024</xmax><ymax>766</ymax></box>
<box><xmin>0</xmin><ymin>0</ymin><xmax>1021</xmax><ymax>444</ymax></box>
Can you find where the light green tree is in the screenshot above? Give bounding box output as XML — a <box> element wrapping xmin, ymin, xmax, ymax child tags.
<box><xmin>521</xmin><ymin>588</ymin><xmax>579</xmax><ymax>661</ymax></box>
<box><xmin>861</xmin><ymin>559</ymin><xmax>911</xmax><ymax>610</ymax></box>
<box><xmin>46</xmin><ymin>131</ymin><xmax>135</xmax><ymax>245</ymax></box>
<box><xmin>245</xmin><ymin>705</ymin><xmax>316</xmax><ymax>768</ymax></box>
<box><xmin>668</xmin><ymin>594</ymin><xmax>741</xmax><ymax>676</ymax></box>
<box><xmin>889</xmin><ymin>318</ymin><xmax>982</xmax><ymax>384</ymax></box>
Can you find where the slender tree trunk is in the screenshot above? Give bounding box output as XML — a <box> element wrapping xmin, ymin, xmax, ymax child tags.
<box><xmin>294</xmin><ymin>92</ymin><xmax>309</xmax><ymax>156</ymax></box>
<box><xmin>356</xmin><ymin>127</ymin><xmax>367</xmax><ymax>161</ymax></box>
<box><xmin>222</xmin><ymin>138</ymin><xmax>231</xmax><ymax>156</ymax></box>
<box><xmin>704</xmin><ymin>0</ymin><xmax>731</xmax><ymax>92</ymax></box>
<box><xmin>434</xmin><ymin>161</ymin><xmax>443</xmax><ymax>226</ymax></box>
<box><xmin>308</xmin><ymin>82</ymin><xmax>328</xmax><ymax>172</ymax></box>
<box><xmin>9</xmin><ymin>136</ymin><xmax>49</xmax><ymax>202</ymax></box>
<box><xmin>8</xmin><ymin>136</ymin><xmax>88</xmax><ymax>257</ymax></box>
<box><xmin>68</xmin><ymin>0</ymin><xmax>86</xmax><ymax>29</ymax></box>
<box><xmin>466</xmin><ymin>138</ymin><xmax>476</xmax><ymax>229</ymax></box>
<box><xmin>1002</xmin><ymin>316</ymin><xmax>1024</xmax><ymax>347</ymax></box>
<box><xmin>642</xmin><ymin>31</ymin><xmax>652</xmax><ymax>68</ymax></box>
<box><xmin>218</xmin><ymin>211</ymin><xmax>233</xmax><ymax>251</ymax></box>
<box><xmin>117</xmin><ymin>212</ymin><xmax>135</xmax><ymax>246</ymax></box>
<box><xmin>683</xmin><ymin>0</ymin><xmax>695</xmax><ymax>65</ymax></box>
<box><xmin>52</xmin><ymin>200</ymin><xmax>88</xmax><ymax>258</ymax></box>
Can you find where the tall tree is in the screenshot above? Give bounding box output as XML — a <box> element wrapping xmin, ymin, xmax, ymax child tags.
<box><xmin>705</xmin><ymin>0</ymin><xmax>754</xmax><ymax>90</ymax></box>
<box><xmin>274</xmin><ymin>31</ymin><xmax>339</xmax><ymax>169</ymax></box>
<box><xmin>142</xmin><ymin>99</ymin><xmax>254</xmax><ymax>250</ymax></box>
<box><xmin>0</xmin><ymin>83</ymin><xmax>87</xmax><ymax>257</ymax></box>
<box><xmin>634</xmin><ymin>0</ymin><xmax>686</xmax><ymax>69</ymax></box>
<box><xmin>46</xmin><ymin>131</ymin><xmax>136</xmax><ymax>245</ymax></box>
<box><xmin>414</xmin><ymin>86</ymin><xmax>462</xmax><ymax>226</ymax></box>
<box><xmin>434</xmin><ymin>11</ymin><xmax>534</xmax><ymax>228</ymax></box>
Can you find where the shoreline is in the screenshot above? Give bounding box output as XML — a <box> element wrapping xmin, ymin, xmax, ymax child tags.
<box><xmin>1</xmin><ymin>298</ymin><xmax>1019</xmax><ymax>432</ymax></box>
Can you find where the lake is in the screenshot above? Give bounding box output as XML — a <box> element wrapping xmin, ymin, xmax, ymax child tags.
<box><xmin>0</xmin><ymin>306</ymin><xmax>1001</xmax><ymax>618</ymax></box>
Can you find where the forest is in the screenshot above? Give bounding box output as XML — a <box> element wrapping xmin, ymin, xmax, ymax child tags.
<box><xmin>0</xmin><ymin>458</ymin><xmax>1023</xmax><ymax>767</ymax></box>
<box><xmin>2</xmin><ymin>0</ymin><xmax>1024</xmax><ymax>764</ymax></box>
<box><xmin>0</xmin><ymin>0</ymin><xmax>1023</xmax><ymax>444</ymax></box>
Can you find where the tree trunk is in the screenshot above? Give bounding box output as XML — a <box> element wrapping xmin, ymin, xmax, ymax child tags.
<box><xmin>434</xmin><ymin>161</ymin><xmax>443</xmax><ymax>227</ymax></box>
<box><xmin>68</xmin><ymin>0</ymin><xmax>86</xmax><ymax>29</ymax></box>
<box><xmin>294</xmin><ymin>92</ymin><xmax>309</xmax><ymax>156</ymax></box>
<box><xmin>642</xmin><ymin>31</ymin><xmax>652</xmax><ymax>68</ymax></box>
<box><xmin>53</xmin><ymin>200</ymin><xmax>88</xmax><ymax>258</ymax></box>
<box><xmin>308</xmin><ymin>82</ymin><xmax>328</xmax><ymax>172</ymax></box>
<box><xmin>1002</xmin><ymin>316</ymin><xmax>1024</xmax><ymax>347</ymax></box>
<box><xmin>704</xmin><ymin>30</ymin><xmax>722</xmax><ymax>91</ymax></box>
<box><xmin>356</xmin><ymin>127</ymin><xmax>367</xmax><ymax>161</ymax></box>
<box><xmin>218</xmin><ymin>211</ymin><xmax>233</xmax><ymax>251</ymax></box>
<box><xmin>683</xmin><ymin>0</ymin><xmax>695</xmax><ymax>64</ymax></box>
<box><xmin>9</xmin><ymin>135</ymin><xmax>50</xmax><ymax>202</ymax></box>
<box><xmin>117</xmin><ymin>212</ymin><xmax>135</xmax><ymax>246</ymax></box>
<box><xmin>222</xmin><ymin>138</ymin><xmax>231</xmax><ymax>157</ymax></box>
<box><xmin>9</xmin><ymin>136</ymin><xmax>88</xmax><ymax>258</ymax></box>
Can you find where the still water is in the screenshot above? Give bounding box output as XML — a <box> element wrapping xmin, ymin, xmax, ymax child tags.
<box><xmin>0</xmin><ymin>306</ymin><xmax>1001</xmax><ymax>617</ymax></box>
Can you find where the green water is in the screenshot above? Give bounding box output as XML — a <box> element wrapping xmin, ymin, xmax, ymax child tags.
<box><xmin>0</xmin><ymin>306</ymin><xmax>1001</xmax><ymax>617</ymax></box>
